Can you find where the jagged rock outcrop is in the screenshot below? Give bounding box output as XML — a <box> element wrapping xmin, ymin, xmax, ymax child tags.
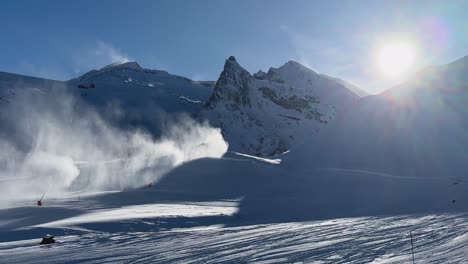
<box><xmin>202</xmin><ymin>57</ymin><xmax>361</xmax><ymax>157</ymax></box>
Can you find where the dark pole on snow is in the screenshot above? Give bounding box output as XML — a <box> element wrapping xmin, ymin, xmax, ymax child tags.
<box><xmin>410</xmin><ymin>231</ymin><xmax>415</xmax><ymax>264</ymax></box>
<box><xmin>37</xmin><ymin>192</ymin><xmax>46</xmax><ymax>206</ymax></box>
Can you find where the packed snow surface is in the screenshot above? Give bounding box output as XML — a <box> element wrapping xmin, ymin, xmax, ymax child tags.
<box><xmin>1</xmin><ymin>196</ymin><xmax>468</xmax><ymax>263</ymax></box>
<box><xmin>2</xmin><ymin>155</ymin><xmax>468</xmax><ymax>263</ymax></box>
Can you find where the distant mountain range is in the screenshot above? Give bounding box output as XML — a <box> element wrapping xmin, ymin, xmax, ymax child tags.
<box><xmin>0</xmin><ymin>56</ymin><xmax>365</xmax><ymax>156</ymax></box>
<box><xmin>2</xmin><ymin>55</ymin><xmax>467</xmax><ymax>166</ymax></box>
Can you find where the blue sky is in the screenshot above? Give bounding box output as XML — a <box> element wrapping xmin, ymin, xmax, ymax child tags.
<box><xmin>1</xmin><ymin>0</ymin><xmax>467</xmax><ymax>93</ymax></box>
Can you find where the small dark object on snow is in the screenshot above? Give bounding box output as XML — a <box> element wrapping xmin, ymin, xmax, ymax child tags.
<box><xmin>78</xmin><ymin>84</ymin><xmax>95</xmax><ymax>89</ymax></box>
<box><xmin>40</xmin><ymin>235</ymin><xmax>55</xmax><ymax>245</ymax></box>
<box><xmin>37</xmin><ymin>193</ymin><xmax>45</xmax><ymax>206</ymax></box>
<box><xmin>452</xmin><ymin>199</ymin><xmax>457</xmax><ymax>203</ymax></box>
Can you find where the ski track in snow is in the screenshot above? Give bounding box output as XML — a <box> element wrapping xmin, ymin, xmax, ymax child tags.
<box><xmin>232</xmin><ymin>152</ymin><xmax>281</xmax><ymax>165</ymax></box>
<box><xmin>317</xmin><ymin>168</ymin><xmax>468</xmax><ymax>183</ymax></box>
<box><xmin>1</xmin><ymin>207</ymin><xmax>468</xmax><ymax>263</ymax></box>
<box><xmin>179</xmin><ymin>96</ymin><xmax>203</xmax><ymax>104</ymax></box>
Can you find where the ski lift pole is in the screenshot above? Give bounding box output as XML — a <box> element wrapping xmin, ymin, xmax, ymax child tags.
<box><xmin>410</xmin><ymin>231</ymin><xmax>415</xmax><ymax>264</ymax></box>
<box><xmin>37</xmin><ymin>192</ymin><xmax>46</xmax><ymax>206</ymax></box>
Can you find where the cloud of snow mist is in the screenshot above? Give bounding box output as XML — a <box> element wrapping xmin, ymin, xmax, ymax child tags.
<box><xmin>72</xmin><ymin>41</ymin><xmax>132</xmax><ymax>76</ymax></box>
<box><xmin>0</xmin><ymin>87</ymin><xmax>227</xmax><ymax>206</ymax></box>
<box><xmin>95</xmin><ymin>41</ymin><xmax>131</xmax><ymax>64</ymax></box>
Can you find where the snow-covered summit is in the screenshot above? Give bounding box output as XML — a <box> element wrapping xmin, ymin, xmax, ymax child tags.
<box><xmin>277</xmin><ymin>60</ymin><xmax>319</xmax><ymax>76</ymax></box>
<box><xmin>101</xmin><ymin>61</ymin><xmax>143</xmax><ymax>71</ymax></box>
<box><xmin>202</xmin><ymin>56</ymin><xmax>361</xmax><ymax>156</ymax></box>
<box><xmin>253</xmin><ymin>70</ymin><xmax>267</xmax><ymax>80</ymax></box>
<box><xmin>72</xmin><ymin>61</ymin><xmax>171</xmax><ymax>83</ymax></box>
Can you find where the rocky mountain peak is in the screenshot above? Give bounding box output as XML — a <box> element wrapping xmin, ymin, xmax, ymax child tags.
<box><xmin>253</xmin><ymin>70</ymin><xmax>267</xmax><ymax>80</ymax></box>
<box><xmin>222</xmin><ymin>56</ymin><xmax>245</xmax><ymax>74</ymax></box>
<box><xmin>276</xmin><ymin>60</ymin><xmax>318</xmax><ymax>76</ymax></box>
<box><xmin>204</xmin><ymin>57</ymin><xmax>253</xmax><ymax>110</ymax></box>
<box><xmin>201</xmin><ymin>56</ymin><xmax>367</xmax><ymax>156</ymax></box>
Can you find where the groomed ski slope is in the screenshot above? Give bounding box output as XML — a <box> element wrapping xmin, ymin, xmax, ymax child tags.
<box><xmin>2</xmin><ymin>211</ymin><xmax>468</xmax><ymax>263</ymax></box>
<box><xmin>1</xmin><ymin>154</ymin><xmax>468</xmax><ymax>263</ymax></box>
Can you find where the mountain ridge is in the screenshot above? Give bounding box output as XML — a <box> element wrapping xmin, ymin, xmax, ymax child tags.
<box><xmin>0</xmin><ymin>55</ymin><xmax>384</xmax><ymax>157</ymax></box>
<box><xmin>201</xmin><ymin>56</ymin><xmax>361</xmax><ymax>156</ymax></box>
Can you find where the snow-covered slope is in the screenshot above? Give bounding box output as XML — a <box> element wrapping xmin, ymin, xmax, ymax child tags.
<box><xmin>201</xmin><ymin>56</ymin><xmax>361</xmax><ymax>156</ymax></box>
<box><xmin>0</xmin><ymin>62</ymin><xmax>214</xmax><ymax>136</ymax></box>
<box><xmin>69</xmin><ymin>62</ymin><xmax>213</xmax><ymax>112</ymax></box>
<box><xmin>285</xmin><ymin>55</ymin><xmax>468</xmax><ymax>179</ymax></box>
<box><xmin>0</xmin><ymin>72</ymin><xmax>65</xmax><ymax>104</ymax></box>
<box><xmin>2</xmin><ymin>154</ymin><xmax>468</xmax><ymax>263</ymax></box>
<box><xmin>68</xmin><ymin>62</ymin><xmax>213</xmax><ymax>134</ymax></box>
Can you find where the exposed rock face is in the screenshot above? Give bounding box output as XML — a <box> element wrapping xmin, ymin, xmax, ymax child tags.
<box><xmin>201</xmin><ymin>57</ymin><xmax>360</xmax><ymax>157</ymax></box>
<box><xmin>206</xmin><ymin>57</ymin><xmax>253</xmax><ymax>111</ymax></box>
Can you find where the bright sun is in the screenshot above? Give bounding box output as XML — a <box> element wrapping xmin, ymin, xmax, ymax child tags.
<box><xmin>377</xmin><ymin>42</ymin><xmax>415</xmax><ymax>77</ymax></box>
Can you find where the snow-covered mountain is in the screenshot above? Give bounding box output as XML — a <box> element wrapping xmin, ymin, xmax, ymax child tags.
<box><xmin>1</xmin><ymin>59</ymin><xmax>365</xmax><ymax>157</ymax></box>
<box><xmin>69</xmin><ymin>62</ymin><xmax>212</xmax><ymax>113</ymax></box>
<box><xmin>201</xmin><ymin>56</ymin><xmax>361</xmax><ymax>156</ymax></box>
<box><xmin>68</xmin><ymin>62</ymin><xmax>214</xmax><ymax>135</ymax></box>
<box><xmin>285</xmin><ymin>55</ymin><xmax>468</xmax><ymax>179</ymax></box>
<box><xmin>0</xmin><ymin>62</ymin><xmax>214</xmax><ymax>136</ymax></box>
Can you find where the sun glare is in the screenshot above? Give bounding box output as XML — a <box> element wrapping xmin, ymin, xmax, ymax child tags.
<box><xmin>377</xmin><ymin>42</ymin><xmax>415</xmax><ymax>78</ymax></box>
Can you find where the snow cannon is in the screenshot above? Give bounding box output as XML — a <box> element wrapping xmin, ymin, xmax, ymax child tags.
<box><xmin>40</xmin><ymin>235</ymin><xmax>55</xmax><ymax>245</ymax></box>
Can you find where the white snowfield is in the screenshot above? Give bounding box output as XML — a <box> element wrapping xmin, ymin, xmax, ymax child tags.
<box><xmin>36</xmin><ymin>202</ymin><xmax>239</xmax><ymax>228</ymax></box>
<box><xmin>2</xmin><ymin>209</ymin><xmax>468</xmax><ymax>263</ymax></box>
<box><xmin>1</xmin><ymin>154</ymin><xmax>468</xmax><ymax>263</ymax></box>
